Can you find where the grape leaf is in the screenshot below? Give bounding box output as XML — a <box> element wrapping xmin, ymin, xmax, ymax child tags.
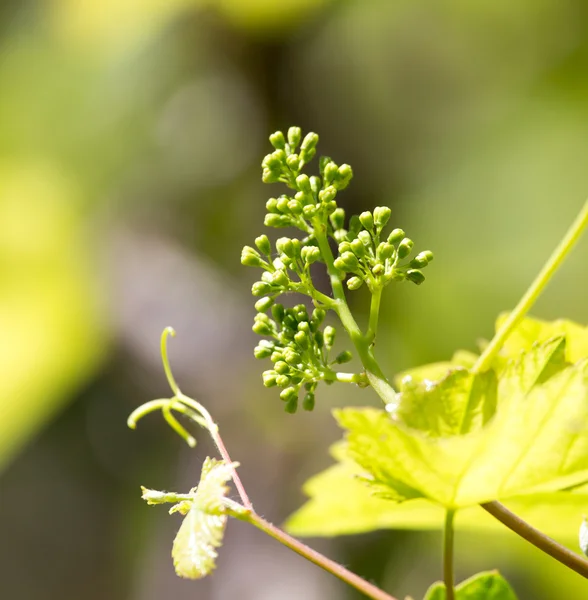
<box><xmin>423</xmin><ymin>571</ymin><xmax>517</xmax><ymax>600</ymax></box>
<box><xmin>392</xmin><ymin>368</ymin><xmax>497</xmax><ymax>437</ymax></box>
<box><xmin>287</xmin><ymin>447</ymin><xmax>588</xmax><ymax>540</ymax></box>
<box><xmin>494</xmin><ymin>314</ymin><xmax>588</xmax><ymax>365</ymax></box>
<box><xmin>171</xmin><ymin>458</ymin><xmax>235</xmax><ymax>579</ymax></box>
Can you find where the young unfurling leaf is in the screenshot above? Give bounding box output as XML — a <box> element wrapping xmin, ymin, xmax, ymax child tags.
<box><xmin>423</xmin><ymin>571</ymin><xmax>518</xmax><ymax>600</ymax></box>
<box><xmin>171</xmin><ymin>458</ymin><xmax>237</xmax><ymax>579</ymax></box>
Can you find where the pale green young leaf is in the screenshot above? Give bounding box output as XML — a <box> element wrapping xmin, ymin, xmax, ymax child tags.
<box><xmin>393</xmin><ymin>368</ymin><xmax>497</xmax><ymax>437</ymax></box>
<box><xmin>393</xmin><ymin>350</ymin><xmax>478</xmax><ymax>389</ymax></box>
<box><xmin>171</xmin><ymin>458</ymin><xmax>236</xmax><ymax>579</ymax></box>
<box><xmin>337</xmin><ymin>354</ymin><xmax>588</xmax><ymax>508</ymax></box>
<box><xmin>423</xmin><ymin>571</ymin><xmax>518</xmax><ymax>600</ymax></box>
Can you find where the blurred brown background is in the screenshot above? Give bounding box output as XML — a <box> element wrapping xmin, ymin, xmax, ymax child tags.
<box><xmin>2</xmin><ymin>1</ymin><xmax>588</xmax><ymax>598</ymax></box>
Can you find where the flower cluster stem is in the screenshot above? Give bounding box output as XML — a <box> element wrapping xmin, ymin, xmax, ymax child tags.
<box><xmin>313</xmin><ymin>219</ymin><xmax>397</xmax><ymax>404</ymax></box>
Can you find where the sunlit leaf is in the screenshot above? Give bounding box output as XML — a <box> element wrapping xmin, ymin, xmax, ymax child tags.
<box><xmin>171</xmin><ymin>458</ymin><xmax>236</xmax><ymax>579</ymax></box>
<box><xmin>423</xmin><ymin>571</ymin><xmax>518</xmax><ymax>600</ymax></box>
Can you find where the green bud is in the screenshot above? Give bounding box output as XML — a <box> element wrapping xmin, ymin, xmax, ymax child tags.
<box><xmin>261</xmin><ymin>271</ymin><xmax>273</xmax><ymax>283</ymax></box>
<box><xmin>359</xmin><ymin>211</ymin><xmax>374</xmax><ymax>231</ymax></box>
<box><xmin>294</xmin><ymin>304</ymin><xmax>309</xmax><ymax>321</ymax></box>
<box><xmin>276</xmin><ymin>237</ymin><xmax>294</xmax><ymax>257</ymax></box>
<box><xmin>264</xmin><ymin>214</ymin><xmax>291</xmax><ymax>228</ymax></box>
<box><xmin>270</xmin><ymin>350</ymin><xmax>283</xmax><ymax>362</ymax></box>
<box><xmin>271</xmin><ymin>303</ymin><xmax>285</xmax><ymax>322</ymax></box>
<box><xmin>339</xmin><ymin>251</ymin><xmax>360</xmax><ymax>271</ymax></box>
<box><xmin>335</xmin><ymin>164</ymin><xmax>353</xmax><ymax>189</ymax></box>
<box><xmin>254</xmin><ymin>341</ymin><xmax>274</xmax><ymax>359</ymax></box>
<box><xmin>255</xmin><ymin>234</ymin><xmax>271</xmax><ymax>255</ymax></box>
<box><xmin>287</xmin><ymin>200</ymin><xmax>303</xmax><ymax>215</ymax></box>
<box><xmin>334</xmin><ymin>350</ymin><xmax>353</xmax><ymax>364</ymax></box>
<box><xmin>262</xmin><ymin>169</ymin><xmax>280</xmax><ymax>184</ymax></box>
<box><xmin>297</xmin><ymin>321</ymin><xmax>310</xmax><ymax>333</ymax></box>
<box><xmin>323</xmin><ymin>162</ymin><xmax>338</xmax><ymax>185</ymax></box>
<box><xmin>388</xmin><ymin>228</ymin><xmax>405</xmax><ymax>245</ymax></box>
<box><xmin>296</xmin><ymin>174</ymin><xmax>311</xmax><ymax>193</ymax></box>
<box><xmin>288</xmin><ymin>126</ymin><xmax>302</xmax><ymax>149</ymax></box>
<box><xmin>266</xmin><ymin>197</ymin><xmax>279</xmax><ymax>213</ymax></box>
<box><xmin>324</xmin><ymin>325</ymin><xmax>336</xmax><ymax>348</ymax></box>
<box><xmin>373</xmin><ymin>206</ymin><xmax>391</xmax><ymax>228</ymax></box>
<box><xmin>262</xmin><ymin>370</ymin><xmax>278</xmax><ymax>387</ymax></box>
<box><xmin>241</xmin><ymin>246</ymin><xmax>264</xmax><ymax>267</ymax></box>
<box><xmin>276</xmin><ymin>196</ymin><xmax>290</xmax><ymax>213</ymax></box>
<box><xmin>302</xmin><ymin>392</ymin><xmax>315</xmax><ymax>411</ymax></box>
<box><xmin>358</xmin><ymin>230</ymin><xmax>372</xmax><ymax>247</ymax></box>
<box><xmin>255</xmin><ymin>297</ymin><xmax>274</xmax><ymax>312</ymax></box>
<box><xmin>262</xmin><ymin>153</ymin><xmax>281</xmax><ymax>170</ymax></box>
<box><xmin>406</xmin><ymin>269</ymin><xmax>425</xmax><ymax>285</ymax></box>
<box><xmin>275</xmin><ymin>361</ymin><xmax>290</xmax><ymax>375</ymax></box>
<box><xmin>397</xmin><ymin>238</ymin><xmax>414</xmax><ymax>259</ymax></box>
<box><xmin>280</xmin><ymin>386</ymin><xmax>298</xmax><ymax>402</ymax></box>
<box><xmin>252</xmin><ymin>281</ymin><xmax>272</xmax><ymax>296</ymax></box>
<box><xmin>319</xmin><ymin>156</ymin><xmax>332</xmax><ymax>174</ymax></box>
<box><xmin>330</xmin><ymin>208</ymin><xmax>345</xmax><ymax>230</ymax></box>
<box><xmin>309</xmin><ymin>176</ymin><xmax>321</xmax><ymax>194</ymax></box>
<box><xmin>272</xmin><ymin>270</ymin><xmax>289</xmax><ymax>287</ymax></box>
<box><xmin>301</xmin><ymin>132</ymin><xmax>319</xmax><ymax>153</ymax></box>
<box><xmin>314</xmin><ymin>331</ymin><xmax>324</xmax><ymax>347</ymax></box>
<box><xmin>350</xmin><ymin>238</ymin><xmax>366</xmax><ymax>258</ymax></box>
<box><xmin>253</xmin><ymin>320</ymin><xmax>273</xmax><ymax>336</ymax></box>
<box><xmin>377</xmin><ymin>242</ymin><xmax>395</xmax><ymax>260</ymax></box>
<box><xmin>303</xmin><ymin>204</ymin><xmax>317</xmax><ymax>218</ymax></box>
<box><xmin>286</xmin><ymin>154</ymin><xmax>300</xmax><ymax>170</ymax></box>
<box><xmin>372</xmin><ymin>264</ymin><xmax>384</xmax><ymax>276</ymax></box>
<box><xmin>283</xmin><ymin>348</ymin><xmax>301</xmax><ymax>365</ymax></box>
<box><xmin>269</xmin><ymin>131</ymin><xmax>286</xmax><ymax>150</ymax></box>
<box><xmin>347</xmin><ymin>276</ymin><xmax>363</xmax><ymax>290</ymax></box>
<box><xmin>338</xmin><ymin>241</ymin><xmax>352</xmax><ymax>254</ymax></box>
<box><xmin>284</xmin><ymin>395</ymin><xmax>298</xmax><ymax>414</ymax></box>
<box><xmin>294</xmin><ymin>331</ymin><xmax>309</xmax><ymax>349</ymax></box>
<box><xmin>276</xmin><ymin>374</ymin><xmax>290</xmax><ymax>387</ymax></box>
<box><xmin>318</xmin><ymin>186</ymin><xmax>337</xmax><ymax>203</ymax></box>
<box><xmin>311</xmin><ymin>308</ymin><xmax>326</xmax><ymax>327</ymax></box>
<box><xmin>301</xmin><ymin>246</ymin><xmax>321</xmax><ymax>264</ymax></box>
<box><xmin>325</xmin><ymin>201</ymin><xmax>338</xmax><ymax>214</ymax></box>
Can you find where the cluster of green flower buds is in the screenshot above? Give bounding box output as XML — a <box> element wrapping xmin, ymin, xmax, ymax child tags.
<box><xmin>252</xmin><ymin>303</ymin><xmax>352</xmax><ymax>413</ymax></box>
<box><xmin>332</xmin><ymin>207</ymin><xmax>434</xmax><ymax>290</ymax></box>
<box><xmin>260</xmin><ymin>127</ymin><xmax>353</xmax><ymax>232</ymax></box>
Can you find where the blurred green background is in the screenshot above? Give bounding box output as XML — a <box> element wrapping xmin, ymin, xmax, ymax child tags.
<box><xmin>2</xmin><ymin>1</ymin><xmax>588</xmax><ymax>598</ymax></box>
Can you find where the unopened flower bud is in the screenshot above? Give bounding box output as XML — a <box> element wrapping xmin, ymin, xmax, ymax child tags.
<box><xmin>388</xmin><ymin>228</ymin><xmax>405</xmax><ymax>245</ymax></box>
<box><xmin>323</xmin><ymin>162</ymin><xmax>338</xmax><ymax>185</ymax></box>
<box><xmin>347</xmin><ymin>276</ymin><xmax>363</xmax><ymax>290</ymax></box>
<box><xmin>335</xmin><ymin>350</ymin><xmax>353</xmax><ymax>364</ymax></box>
<box><xmin>271</xmin><ymin>303</ymin><xmax>285</xmax><ymax>322</ymax></box>
<box><xmin>288</xmin><ymin>199</ymin><xmax>303</xmax><ymax>214</ymax></box>
<box><xmin>262</xmin><ymin>370</ymin><xmax>278</xmax><ymax>387</ymax></box>
<box><xmin>284</xmin><ymin>395</ymin><xmax>298</xmax><ymax>414</ymax></box>
<box><xmin>280</xmin><ymin>386</ymin><xmax>298</xmax><ymax>402</ymax></box>
<box><xmin>406</xmin><ymin>269</ymin><xmax>425</xmax><ymax>285</ymax></box>
<box><xmin>301</xmin><ymin>132</ymin><xmax>319</xmax><ymax>153</ymax></box>
<box><xmin>241</xmin><ymin>246</ymin><xmax>264</xmax><ymax>267</ymax></box>
<box><xmin>262</xmin><ymin>169</ymin><xmax>280</xmax><ymax>183</ymax></box>
<box><xmin>336</xmin><ymin>164</ymin><xmax>353</xmax><ymax>189</ymax></box>
<box><xmin>372</xmin><ymin>264</ymin><xmax>384</xmax><ymax>276</ymax></box>
<box><xmin>330</xmin><ymin>208</ymin><xmax>345</xmax><ymax>230</ymax></box>
<box><xmin>358</xmin><ymin>230</ymin><xmax>371</xmax><ymax>247</ymax></box>
<box><xmin>311</xmin><ymin>308</ymin><xmax>326</xmax><ymax>327</ymax></box>
<box><xmin>324</xmin><ymin>326</ymin><xmax>336</xmax><ymax>348</ymax></box>
<box><xmin>287</xmin><ymin>126</ymin><xmax>302</xmax><ymax>148</ymax></box>
<box><xmin>272</xmin><ymin>270</ymin><xmax>289</xmax><ymax>287</ymax></box>
<box><xmin>359</xmin><ymin>211</ymin><xmax>374</xmax><ymax>231</ymax></box>
<box><xmin>397</xmin><ymin>238</ymin><xmax>414</xmax><ymax>259</ymax></box>
<box><xmin>254</xmin><ymin>341</ymin><xmax>274</xmax><ymax>359</ymax></box>
<box><xmin>286</xmin><ymin>154</ymin><xmax>300</xmax><ymax>170</ymax></box>
<box><xmin>269</xmin><ymin>131</ymin><xmax>286</xmax><ymax>150</ymax></box>
<box><xmin>301</xmin><ymin>246</ymin><xmax>321</xmax><ymax>264</ymax></box>
<box><xmin>276</xmin><ymin>374</ymin><xmax>290</xmax><ymax>387</ymax></box>
<box><xmin>252</xmin><ymin>281</ymin><xmax>272</xmax><ymax>296</ymax></box>
<box><xmin>264</xmin><ymin>214</ymin><xmax>291</xmax><ymax>228</ymax></box>
<box><xmin>276</xmin><ymin>237</ymin><xmax>294</xmax><ymax>257</ymax></box>
<box><xmin>266</xmin><ymin>197</ymin><xmax>279</xmax><ymax>212</ymax></box>
<box><xmin>377</xmin><ymin>243</ymin><xmax>395</xmax><ymax>260</ymax></box>
<box><xmin>296</xmin><ymin>174</ymin><xmax>311</xmax><ymax>193</ymax></box>
<box><xmin>294</xmin><ymin>330</ymin><xmax>309</xmax><ymax>349</ymax></box>
<box><xmin>373</xmin><ymin>206</ymin><xmax>391</xmax><ymax>228</ymax></box>
<box><xmin>350</xmin><ymin>239</ymin><xmax>366</xmax><ymax>258</ymax></box>
<box><xmin>318</xmin><ymin>186</ymin><xmax>337</xmax><ymax>203</ymax></box>
<box><xmin>303</xmin><ymin>204</ymin><xmax>317</xmax><ymax>218</ymax></box>
<box><xmin>255</xmin><ymin>297</ymin><xmax>274</xmax><ymax>312</ymax></box>
<box><xmin>275</xmin><ymin>361</ymin><xmax>290</xmax><ymax>375</ymax></box>
<box><xmin>255</xmin><ymin>234</ymin><xmax>271</xmax><ymax>255</ymax></box>
<box><xmin>302</xmin><ymin>392</ymin><xmax>315</xmax><ymax>411</ymax></box>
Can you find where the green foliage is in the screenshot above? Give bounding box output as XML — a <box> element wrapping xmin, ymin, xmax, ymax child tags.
<box><xmin>422</xmin><ymin>572</ymin><xmax>518</xmax><ymax>600</ymax></box>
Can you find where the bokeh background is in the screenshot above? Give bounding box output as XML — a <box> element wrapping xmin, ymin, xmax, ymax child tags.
<box><xmin>2</xmin><ymin>1</ymin><xmax>588</xmax><ymax>598</ymax></box>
